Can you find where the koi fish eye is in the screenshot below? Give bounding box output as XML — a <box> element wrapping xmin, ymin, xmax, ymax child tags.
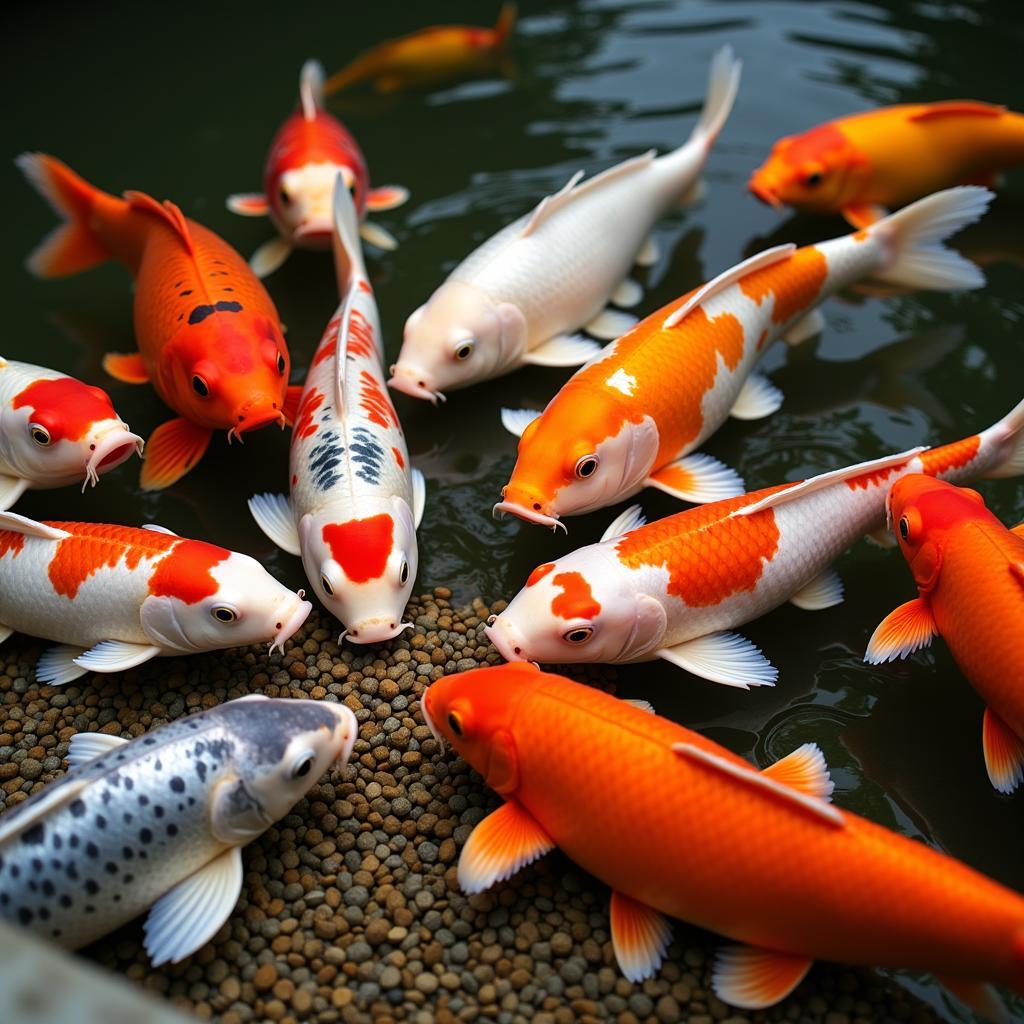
<box><xmin>563</xmin><ymin>626</ymin><xmax>594</xmax><ymax>644</ymax></box>
<box><xmin>454</xmin><ymin>340</ymin><xmax>475</xmax><ymax>361</ymax></box>
<box><xmin>212</xmin><ymin>606</ymin><xmax>238</xmax><ymax>623</ymax></box>
<box><xmin>279</xmin><ymin>185</ymin><xmax>291</xmax><ymax>205</ymax></box>
<box><xmin>447</xmin><ymin>712</ymin><xmax>464</xmax><ymax>737</ymax></box>
<box><xmin>898</xmin><ymin>516</ymin><xmax>910</xmax><ymax>541</ymax></box>
<box><xmin>400</xmin><ymin>559</ymin><xmax>410</xmax><ymax>585</ymax></box>
<box><xmin>290</xmin><ymin>750</ymin><xmax>316</xmax><ymax>779</ymax></box>
<box><xmin>192</xmin><ymin>375</ymin><xmax>210</xmax><ymax>398</ymax></box>
<box><xmin>320</xmin><ymin>574</ymin><xmax>334</xmax><ymax>596</ymax></box>
<box><xmin>277</xmin><ymin>353</ymin><xmax>286</xmax><ymax>375</ymax></box>
<box><xmin>574</xmin><ymin>454</ymin><xmax>599</xmax><ymax>479</ymax></box>
<box><xmin>29</xmin><ymin>424</ymin><xmax>51</xmax><ymax>446</ymax></box>
<box><xmin>804</xmin><ymin>171</ymin><xmax>824</xmax><ymax>188</ymax></box>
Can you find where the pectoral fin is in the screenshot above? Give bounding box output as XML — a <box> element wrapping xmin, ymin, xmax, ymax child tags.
<box><xmin>226</xmin><ymin>193</ymin><xmax>270</xmax><ymax>216</ymax></box>
<box><xmin>282</xmin><ymin>385</ymin><xmax>303</xmax><ymax>427</ymax></box>
<box><xmin>936</xmin><ymin>975</ymin><xmax>1009</xmax><ymax>1024</ymax></box>
<box><xmin>74</xmin><ymin>640</ymin><xmax>161</xmax><ymax>674</ymax></box>
<box><xmin>609</xmin><ymin>891</ymin><xmax>672</xmax><ymax>982</ymax></box>
<box><xmin>760</xmin><ymin>742</ymin><xmax>834</xmax><ymax>800</ymax></box>
<box><xmin>36</xmin><ymin>644</ymin><xmax>88</xmax><ymax>686</ymax></box>
<box><xmin>863</xmin><ymin>597</ymin><xmax>936</xmax><ymax>663</ymax></box>
<box><xmin>457</xmin><ymin>801</ymin><xmax>555</xmax><ymax>894</ymax></box>
<box><xmin>657</xmin><ymin>631</ymin><xmax>777</xmax><ymax>689</ymax></box>
<box><xmin>102</xmin><ymin>352</ymin><xmax>150</xmax><ymax>384</ymax></box>
<box><xmin>523</xmin><ymin>334</ymin><xmax>601</xmax><ymax>367</ymax></box>
<box><xmin>248</xmin><ymin>493</ymin><xmax>300</xmax><ymax>556</ymax></box>
<box><xmin>411</xmin><ymin>468</ymin><xmax>426</xmax><ymax>529</ymax></box>
<box><xmin>789</xmin><ymin>568</ymin><xmax>844</xmax><ymax>611</ymax></box>
<box><xmin>67</xmin><ymin>731</ymin><xmax>129</xmax><ymax>770</ymax></box>
<box><xmin>611</xmin><ymin>279</ymin><xmax>643</xmax><ymax>308</ymax></box>
<box><xmin>622</xmin><ymin>698</ymin><xmax>655</xmax><ymax>714</ymax></box>
<box><xmin>140</xmin><ymin>419</ymin><xmax>212</xmax><ymax>491</ymax></box>
<box><xmin>842</xmin><ymin>203</ymin><xmax>888</xmax><ymax>229</ymax></box>
<box><xmin>144</xmin><ymin>846</ymin><xmax>244</xmax><ymax>966</ymax></box>
<box><xmin>586</xmin><ymin>309</ymin><xmax>637</xmax><ymax>340</ymax></box>
<box><xmin>982</xmin><ymin>706</ymin><xmax>1024</xmax><ymax>795</ymax></box>
<box><xmin>600</xmin><ymin>504</ymin><xmax>646</xmax><ymax>542</ymax></box>
<box><xmin>635</xmin><ymin>235</ymin><xmax>660</xmax><ymax>267</ymax></box>
<box><xmin>646</xmin><ymin>453</ymin><xmax>745</xmax><ymax>504</ymax></box>
<box><xmin>0</xmin><ymin>475</ymin><xmax>29</xmax><ymax>511</ymax></box>
<box><xmin>250</xmin><ymin>237</ymin><xmax>292</xmax><ymax>278</ymax></box>
<box><xmin>360</xmin><ymin>220</ymin><xmax>398</xmax><ymax>251</ymax></box>
<box><xmin>366</xmin><ymin>185</ymin><xmax>409</xmax><ymax>212</ymax></box>
<box><xmin>712</xmin><ymin>945</ymin><xmax>813</xmax><ymax>1009</ymax></box>
<box><xmin>730</xmin><ymin>374</ymin><xmax>783</xmax><ymax>421</ymax></box>
<box><xmin>500</xmin><ymin>408</ymin><xmax>541</xmax><ymax>438</ymax></box>
<box><xmin>782</xmin><ymin>308</ymin><xmax>825</xmax><ymax>346</ymax></box>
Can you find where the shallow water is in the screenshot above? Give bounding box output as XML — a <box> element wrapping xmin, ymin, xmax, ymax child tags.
<box><xmin>2</xmin><ymin>1</ymin><xmax>1023</xmax><ymax>1019</ymax></box>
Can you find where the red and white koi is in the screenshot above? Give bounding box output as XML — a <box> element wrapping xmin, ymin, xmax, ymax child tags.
<box><xmin>0</xmin><ymin>357</ymin><xmax>142</xmax><ymax>509</ymax></box>
<box><xmin>249</xmin><ymin>180</ymin><xmax>424</xmax><ymax>645</ymax></box>
<box><xmin>496</xmin><ymin>187</ymin><xmax>993</xmax><ymax>529</ymax></box>
<box><xmin>388</xmin><ymin>47</ymin><xmax>741</xmax><ymax>403</ymax></box>
<box><xmin>0</xmin><ymin>513</ymin><xmax>312</xmax><ymax>686</ymax></box>
<box><xmin>486</xmin><ymin>398</ymin><xmax>1024</xmax><ymax>688</ymax></box>
<box><xmin>228</xmin><ymin>61</ymin><xmax>409</xmax><ymax>277</ymax></box>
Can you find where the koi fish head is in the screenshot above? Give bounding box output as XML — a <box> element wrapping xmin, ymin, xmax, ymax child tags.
<box><xmin>210</xmin><ymin>697</ymin><xmax>358</xmax><ymax>843</ymax></box>
<box><xmin>886</xmin><ymin>474</ymin><xmax>992</xmax><ymax>591</ymax></box>
<box><xmin>139</xmin><ymin>546</ymin><xmax>312</xmax><ymax>655</ymax></box>
<box><xmin>748</xmin><ymin>122</ymin><xmax>869</xmax><ymax>213</ymax></box>
<box><xmin>6</xmin><ymin>376</ymin><xmax>142</xmax><ymax>490</ymax></box>
<box><xmin>497</xmin><ymin>399</ymin><xmax>658</xmax><ymax>529</ymax></box>
<box><xmin>421</xmin><ymin>663</ymin><xmax>538</xmax><ymax>793</ymax></box>
<box><xmin>485</xmin><ymin>550</ymin><xmax>666</xmax><ymax>666</ymax></box>
<box><xmin>162</xmin><ymin>310</ymin><xmax>290</xmax><ymax>435</ymax></box>
<box><xmin>389</xmin><ymin>284</ymin><xmax>527</xmax><ymax>403</ymax></box>
<box><xmin>271</xmin><ymin>162</ymin><xmax>363</xmax><ymax>248</ymax></box>
<box><xmin>299</xmin><ymin>499</ymin><xmax>417</xmax><ymax>645</ymax></box>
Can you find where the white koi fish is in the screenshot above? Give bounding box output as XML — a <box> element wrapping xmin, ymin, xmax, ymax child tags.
<box><xmin>0</xmin><ymin>513</ymin><xmax>312</xmax><ymax>685</ymax></box>
<box><xmin>0</xmin><ymin>357</ymin><xmax>142</xmax><ymax>510</ymax></box>
<box><xmin>387</xmin><ymin>46</ymin><xmax>742</xmax><ymax>402</ymax></box>
<box><xmin>249</xmin><ymin>180</ymin><xmax>424</xmax><ymax>645</ymax></box>
<box><xmin>486</xmin><ymin>396</ymin><xmax>1024</xmax><ymax>687</ymax></box>
<box><xmin>0</xmin><ymin>695</ymin><xmax>356</xmax><ymax>964</ymax></box>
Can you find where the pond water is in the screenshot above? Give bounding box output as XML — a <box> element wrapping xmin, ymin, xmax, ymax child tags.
<box><xmin>2</xmin><ymin>1</ymin><xmax>1022</xmax><ymax>1019</ymax></box>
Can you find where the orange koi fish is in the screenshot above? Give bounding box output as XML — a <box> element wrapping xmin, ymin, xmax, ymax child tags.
<box><xmin>423</xmin><ymin>663</ymin><xmax>1024</xmax><ymax>1018</ymax></box>
<box><xmin>324</xmin><ymin>4</ymin><xmax>515</xmax><ymax>95</ymax></box>
<box><xmin>866</xmin><ymin>474</ymin><xmax>1024</xmax><ymax>795</ymax></box>
<box><xmin>17</xmin><ymin>154</ymin><xmax>302</xmax><ymax>491</ymax></box>
<box><xmin>749</xmin><ymin>100</ymin><xmax>1024</xmax><ymax>228</ymax></box>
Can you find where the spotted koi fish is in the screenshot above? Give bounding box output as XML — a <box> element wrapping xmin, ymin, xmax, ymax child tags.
<box><xmin>866</xmin><ymin>475</ymin><xmax>1024</xmax><ymax>795</ymax></box>
<box><xmin>249</xmin><ymin>180</ymin><xmax>424</xmax><ymax>645</ymax></box>
<box><xmin>749</xmin><ymin>100</ymin><xmax>1024</xmax><ymax>228</ymax></box>
<box><xmin>486</xmin><ymin>397</ymin><xmax>1024</xmax><ymax>687</ymax></box>
<box><xmin>0</xmin><ymin>695</ymin><xmax>356</xmax><ymax>963</ymax></box>
<box><xmin>0</xmin><ymin>357</ymin><xmax>141</xmax><ymax>510</ymax></box>
<box><xmin>496</xmin><ymin>187</ymin><xmax>993</xmax><ymax>529</ymax></box>
<box><xmin>0</xmin><ymin>512</ymin><xmax>312</xmax><ymax>685</ymax></box>
<box><xmin>423</xmin><ymin>663</ymin><xmax>1024</xmax><ymax>1021</ymax></box>
<box><xmin>17</xmin><ymin>153</ymin><xmax>301</xmax><ymax>491</ymax></box>
<box><xmin>227</xmin><ymin>60</ymin><xmax>408</xmax><ymax>277</ymax></box>
<box><xmin>388</xmin><ymin>47</ymin><xmax>741</xmax><ymax>403</ymax></box>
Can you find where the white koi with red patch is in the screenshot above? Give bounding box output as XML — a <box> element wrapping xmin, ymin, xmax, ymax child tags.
<box><xmin>496</xmin><ymin>187</ymin><xmax>994</xmax><ymax>529</ymax></box>
<box><xmin>0</xmin><ymin>514</ymin><xmax>312</xmax><ymax>686</ymax></box>
<box><xmin>486</xmin><ymin>397</ymin><xmax>1024</xmax><ymax>687</ymax></box>
<box><xmin>249</xmin><ymin>180</ymin><xmax>424</xmax><ymax>645</ymax></box>
<box><xmin>0</xmin><ymin>357</ymin><xmax>142</xmax><ymax>510</ymax></box>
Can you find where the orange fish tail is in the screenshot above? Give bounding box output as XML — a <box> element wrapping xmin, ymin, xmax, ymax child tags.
<box><xmin>16</xmin><ymin>153</ymin><xmax>111</xmax><ymax>278</ymax></box>
<box><xmin>494</xmin><ymin>2</ymin><xmax>517</xmax><ymax>47</ymax></box>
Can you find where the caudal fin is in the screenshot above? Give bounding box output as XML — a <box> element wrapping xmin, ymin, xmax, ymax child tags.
<box><xmin>16</xmin><ymin>153</ymin><xmax>110</xmax><ymax>278</ymax></box>
<box><xmin>869</xmin><ymin>186</ymin><xmax>993</xmax><ymax>291</ymax></box>
<box><xmin>980</xmin><ymin>395</ymin><xmax>1024</xmax><ymax>479</ymax></box>
<box><xmin>688</xmin><ymin>45</ymin><xmax>742</xmax><ymax>148</ymax></box>
<box><xmin>494</xmin><ymin>2</ymin><xmax>517</xmax><ymax>47</ymax></box>
<box><xmin>299</xmin><ymin>59</ymin><xmax>325</xmax><ymax>121</ymax></box>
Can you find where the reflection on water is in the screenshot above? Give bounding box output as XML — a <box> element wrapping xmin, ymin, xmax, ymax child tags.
<box><xmin>3</xmin><ymin>2</ymin><xmax>1024</xmax><ymax>1018</ymax></box>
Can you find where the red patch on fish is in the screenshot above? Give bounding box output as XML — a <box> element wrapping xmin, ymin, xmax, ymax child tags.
<box><xmin>313</xmin><ymin>338</ymin><xmax>337</xmax><ymax>367</ymax></box>
<box><xmin>322</xmin><ymin>514</ymin><xmax>394</xmax><ymax>583</ymax></box>
<box><xmin>148</xmin><ymin>539</ymin><xmax>230</xmax><ymax>604</ymax></box>
<box><xmin>739</xmin><ymin>247</ymin><xmax>828</xmax><ymax>326</ymax></box>
<box><xmin>348</xmin><ymin>309</ymin><xmax>376</xmax><ymax>359</ymax></box>
<box><xmin>526</xmin><ymin>562</ymin><xmax>555</xmax><ymax>587</ymax></box>
<box><xmin>0</xmin><ymin>532</ymin><xmax>25</xmax><ymax>560</ymax></box>
<box><xmin>550</xmin><ymin>572</ymin><xmax>601</xmax><ymax>620</ymax></box>
<box><xmin>920</xmin><ymin>435</ymin><xmax>981</xmax><ymax>477</ymax></box>
<box><xmin>392</xmin><ymin>447</ymin><xmax>405</xmax><ymax>469</ymax></box>
<box><xmin>12</xmin><ymin>378</ymin><xmax>117</xmax><ymax>443</ymax></box>
<box><xmin>358</xmin><ymin>280</ymin><xmax>372</xmax><ymax>293</ymax></box>
<box><xmin>360</xmin><ymin>371</ymin><xmax>398</xmax><ymax>429</ymax></box>
<box><xmin>294</xmin><ymin>388</ymin><xmax>325</xmax><ymax>439</ymax></box>
<box><xmin>845</xmin><ymin>465</ymin><xmax>901</xmax><ymax>491</ymax></box>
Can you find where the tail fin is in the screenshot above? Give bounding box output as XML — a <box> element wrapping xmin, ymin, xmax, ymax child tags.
<box><xmin>331</xmin><ymin>173</ymin><xmax>367</xmax><ymax>296</ymax></box>
<box><xmin>982</xmin><ymin>395</ymin><xmax>1024</xmax><ymax>479</ymax></box>
<box><xmin>494</xmin><ymin>2</ymin><xmax>517</xmax><ymax>47</ymax></box>
<box><xmin>688</xmin><ymin>45</ymin><xmax>742</xmax><ymax>148</ymax></box>
<box><xmin>869</xmin><ymin>186</ymin><xmax>993</xmax><ymax>291</ymax></box>
<box><xmin>299</xmin><ymin>59</ymin><xmax>325</xmax><ymax>121</ymax></box>
<box><xmin>16</xmin><ymin>153</ymin><xmax>110</xmax><ymax>278</ymax></box>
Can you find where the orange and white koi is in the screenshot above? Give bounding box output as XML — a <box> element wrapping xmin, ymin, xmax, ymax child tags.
<box><xmin>388</xmin><ymin>48</ymin><xmax>741</xmax><ymax>403</ymax></box>
<box><xmin>17</xmin><ymin>153</ymin><xmax>301</xmax><ymax>491</ymax></box>
<box><xmin>0</xmin><ymin>512</ymin><xmax>311</xmax><ymax>686</ymax></box>
<box><xmin>866</xmin><ymin>475</ymin><xmax>1024</xmax><ymax>795</ymax></box>
<box><xmin>0</xmin><ymin>357</ymin><xmax>141</xmax><ymax>509</ymax></box>
<box><xmin>496</xmin><ymin>187</ymin><xmax>992</xmax><ymax>529</ymax></box>
<box><xmin>423</xmin><ymin>663</ymin><xmax>1024</xmax><ymax>1019</ymax></box>
<box><xmin>250</xmin><ymin>180</ymin><xmax>424</xmax><ymax>645</ymax></box>
<box><xmin>749</xmin><ymin>100</ymin><xmax>1024</xmax><ymax>228</ymax></box>
<box><xmin>487</xmin><ymin>397</ymin><xmax>1024</xmax><ymax>688</ymax></box>
<box><xmin>323</xmin><ymin>4</ymin><xmax>516</xmax><ymax>95</ymax></box>
<box><xmin>227</xmin><ymin>60</ymin><xmax>408</xmax><ymax>276</ymax></box>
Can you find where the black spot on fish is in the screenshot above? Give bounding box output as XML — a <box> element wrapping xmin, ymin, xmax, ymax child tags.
<box><xmin>52</xmin><ymin>835</ymin><xmax>62</xmax><ymax>850</ymax></box>
<box><xmin>122</xmin><ymin>813</ymin><xmax>133</xmax><ymax>825</ymax></box>
<box><xmin>170</xmin><ymin>777</ymin><xmax>185</xmax><ymax>793</ymax></box>
<box><xmin>223</xmin><ymin>287</ymin><xmax>234</xmax><ymax>292</ymax></box>
<box><xmin>180</xmin><ymin>289</ymin><xmax>193</xmax><ymax>296</ymax></box>
<box><xmin>101</xmin><ymin>790</ymin><xmax>112</xmax><ymax>804</ymax></box>
<box><xmin>154</xmin><ymin>805</ymin><xmax>165</xmax><ymax>819</ymax></box>
<box><xmin>177</xmin><ymin>804</ymin><xmax>185</xmax><ymax>812</ymax></box>
<box><xmin>139</xmin><ymin>828</ymin><xmax>153</xmax><ymax>845</ymax></box>
<box><xmin>194</xmin><ymin>742</ymin><xmax>206</xmax><ymax>756</ymax></box>
<box><xmin>85</xmin><ymin>904</ymin><xmax>95</xmax><ymax>914</ymax></box>
<box><xmin>27</xmin><ymin>880</ymin><xmax>37</xmax><ymax>892</ymax></box>
<box><xmin>188</xmin><ymin>797</ymin><xmax>196</xmax><ymax>807</ymax></box>
<box><xmin>188</xmin><ymin>300</ymin><xmax>243</xmax><ymax>325</ymax></box>
<box><xmin>51</xmin><ymin>928</ymin><xmax>61</xmax><ymax>938</ymax></box>
<box><xmin>105</xmin><ymin>862</ymin><xmax>118</xmax><ymax>875</ymax></box>
<box><xmin>95</xmin><ymin>814</ymin><xmax>106</xmax><ymax>829</ymax></box>
<box><xmin>85</xmin><ymin>879</ymin><xmax>99</xmax><ymax>895</ymax></box>
<box><xmin>59</xmin><ymin>894</ymin><xmax>72</xmax><ymax>909</ymax></box>
<box><xmin>174</xmin><ymin>281</ymin><xmax>184</xmax><ymax>288</ymax></box>
<box><xmin>154</xmin><ymin>760</ymin><xmax>162</xmax><ymax>771</ymax></box>
<box><xmin>85</xmin><ymin>842</ymin><xmax>98</xmax><ymax>859</ymax></box>
<box><xmin>70</xmin><ymin>799</ymin><xmax>86</xmax><ymax>818</ymax></box>
<box><xmin>10</xmin><ymin>865</ymin><xmax>19</xmax><ymax>878</ymax></box>
<box><xmin>138</xmin><ymin>795</ymin><xmax>149</xmax><ymax>806</ymax></box>
<box><xmin>124</xmin><ymin>873</ymin><xmax>134</xmax><ymax>885</ymax></box>
<box><xmin>22</xmin><ymin>823</ymin><xmax>45</xmax><ymax>845</ymax></box>
<box><xmin>41</xmin><ymin>880</ymin><xmax>54</xmax><ymax>897</ymax></box>
<box><xmin>124</xmin><ymin>777</ymin><xmax>134</xmax><ymax>791</ymax></box>
<box><xmin>50</xmin><ymin>859</ymin><xmax>61</xmax><ymax>870</ymax></box>
<box><xmin>349</xmin><ymin>427</ymin><xmax>386</xmax><ymax>486</ymax></box>
<box><xmin>17</xmin><ymin>908</ymin><xmax>32</xmax><ymax>925</ymax></box>
<box><xmin>69</xmin><ymin>836</ymin><xmax>79</xmax><ymax>849</ymax></box>
<box><xmin>113</xmin><ymin>893</ymin><xmax>121</xmax><ymax>903</ymax></box>
<box><xmin>122</xmin><ymin>847</ymin><xmax>134</xmax><ymax>860</ymax></box>
<box><xmin>139</xmin><ymin>851</ymin><xmax>148</xmax><ymax>860</ymax></box>
<box><xmin>31</xmin><ymin>858</ymin><xmax>42</xmax><ymax>872</ymax></box>
<box><xmin>144</xmin><ymin>737</ymin><xmax>156</xmax><ymax>746</ymax></box>
<box><xmin>66</xmin><ymin>865</ymin><xmax>78</xmax><ymax>881</ymax></box>
<box><xmin>196</xmin><ymin>760</ymin><xmax>207</xmax><ymax>783</ymax></box>
<box><xmin>166</xmin><ymin>823</ymin><xmax>178</xmax><ymax>837</ymax></box>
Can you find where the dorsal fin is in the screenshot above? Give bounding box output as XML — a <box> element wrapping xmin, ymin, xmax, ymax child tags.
<box><xmin>663</xmin><ymin>244</ymin><xmax>796</xmax><ymax>329</ymax></box>
<box><xmin>124</xmin><ymin>191</ymin><xmax>195</xmax><ymax>254</ymax></box>
<box><xmin>734</xmin><ymin>447</ymin><xmax>926</xmax><ymax>519</ymax></box>
<box><xmin>331</xmin><ymin>176</ymin><xmax>371</xmax><ymax>416</ymax></box>
<box><xmin>909</xmin><ymin>101</ymin><xmax>1004</xmax><ymax>122</ymax></box>
<box><xmin>0</xmin><ymin>511</ymin><xmax>70</xmax><ymax>541</ymax></box>
<box><xmin>521</xmin><ymin>150</ymin><xmax>656</xmax><ymax>238</ymax></box>
<box><xmin>300</xmin><ymin>59</ymin><xmax>325</xmax><ymax>122</ymax></box>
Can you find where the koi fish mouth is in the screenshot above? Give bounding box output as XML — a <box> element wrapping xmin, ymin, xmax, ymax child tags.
<box><xmin>293</xmin><ymin>221</ymin><xmax>333</xmax><ymax>245</ymax></box>
<box><xmin>387</xmin><ymin>367</ymin><xmax>446</xmax><ymax>405</ymax></box>
<box><xmin>345</xmin><ymin>619</ymin><xmax>415</xmax><ymax>645</ymax></box>
<box><xmin>83</xmin><ymin>428</ymin><xmax>145</xmax><ymax>490</ymax></box>
<box><xmin>748</xmin><ymin>177</ymin><xmax>782</xmax><ymax>208</ymax></box>
<box><xmin>492</xmin><ymin>500</ymin><xmax>567</xmax><ymax>534</ymax></box>
<box><xmin>484</xmin><ymin>619</ymin><xmax>528</xmax><ymax>663</ymax></box>
<box><xmin>269</xmin><ymin>591</ymin><xmax>313</xmax><ymax>655</ymax></box>
<box><xmin>227</xmin><ymin>406</ymin><xmax>288</xmax><ymax>445</ymax></box>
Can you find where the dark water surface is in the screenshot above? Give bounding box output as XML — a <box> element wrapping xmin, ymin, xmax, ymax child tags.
<box><xmin>3</xmin><ymin>2</ymin><xmax>1023</xmax><ymax>1019</ymax></box>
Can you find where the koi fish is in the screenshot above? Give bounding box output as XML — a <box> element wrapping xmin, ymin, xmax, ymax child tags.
<box><xmin>0</xmin><ymin>357</ymin><xmax>142</xmax><ymax>509</ymax></box>
<box><xmin>486</xmin><ymin>397</ymin><xmax>1024</xmax><ymax>688</ymax></box>
<box><xmin>249</xmin><ymin>180</ymin><xmax>425</xmax><ymax>645</ymax></box>
<box><xmin>422</xmin><ymin>662</ymin><xmax>1024</xmax><ymax>1019</ymax></box>
<box><xmin>496</xmin><ymin>187</ymin><xmax>991</xmax><ymax>528</ymax></box>
<box><xmin>749</xmin><ymin>100</ymin><xmax>1024</xmax><ymax>228</ymax></box>
<box><xmin>388</xmin><ymin>47</ymin><xmax>742</xmax><ymax>403</ymax></box>
<box><xmin>0</xmin><ymin>512</ymin><xmax>312</xmax><ymax>686</ymax></box>
<box><xmin>227</xmin><ymin>60</ymin><xmax>409</xmax><ymax>276</ymax></box>
<box><xmin>865</xmin><ymin>475</ymin><xmax>1024</xmax><ymax>795</ymax></box>
<box><xmin>0</xmin><ymin>695</ymin><xmax>356</xmax><ymax>963</ymax></box>
<box><xmin>16</xmin><ymin>153</ymin><xmax>301</xmax><ymax>491</ymax></box>
<box><xmin>323</xmin><ymin>3</ymin><xmax>516</xmax><ymax>95</ymax></box>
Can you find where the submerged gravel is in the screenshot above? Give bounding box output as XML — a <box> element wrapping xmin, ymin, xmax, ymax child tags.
<box><xmin>0</xmin><ymin>588</ymin><xmax>940</xmax><ymax>1024</ymax></box>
